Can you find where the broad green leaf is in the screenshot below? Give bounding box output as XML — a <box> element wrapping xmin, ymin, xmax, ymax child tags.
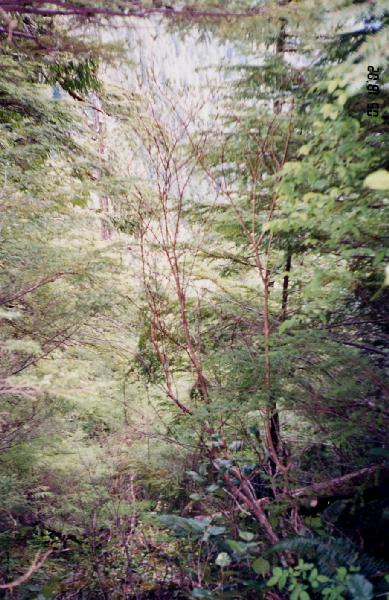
<box><xmin>298</xmin><ymin>144</ymin><xmax>311</xmax><ymax>156</ymax></box>
<box><xmin>215</xmin><ymin>552</ymin><xmax>231</xmax><ymax>567</ymax></box>
<box><xmin>226</xmin><ymin>539</ymin><xmax>245</xmax><ymax>554</ymax></box>
<box><xmin>291</xmin><ymin>587</ymin><xmax>301</xmax><ymax>600</ymax></box>
<box><xmin>267</xmin><ymin>575</ymin><xmax>280</xmax><ymax>587</ymax></box>
<box><xmin>320</xmin><ymin>104</ymin><xmax>339</xmax><ymax>120</ymax></box>
<box><xmin>208</xmin><ymin>526</ymin><xmax>226</xmax><ymax>536</ymax></box>
<box><xmin>252</xmin><ymin>557</ymin><xmax>271</xmax><ymax>576</ymax></box>
<box><xmin>239</xmin><ymin>529</ymin><xmax>255</xmax><ymax>541</ymax></box>
<box><xmin>337</xmin><ymin>92</ymin><xmax>348</xmax><ymax>106</ymax></box>
<box><xmin>363</xmin><ymin>169</ymin><xmax>389</xmax><ymax>191</ymax></box>
<box><xmin>328</xmin><ymin>79</ymin><xmax>342</xmax><ymax>93</ymax></box>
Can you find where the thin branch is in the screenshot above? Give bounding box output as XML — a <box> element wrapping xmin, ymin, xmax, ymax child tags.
<box><xmin>0</xmin><ymin>549</ymin><xmax>52</xmax><ymax>590</ymax></box>
<box><xmin>0</xmin><ymin>271</ymin><xmax>79</xmax><ymax>306</ymax></box>
<box><xmin>0</xmin><ymin>1</ymin><xmax>271</xmax><ymax>20</ymax></box>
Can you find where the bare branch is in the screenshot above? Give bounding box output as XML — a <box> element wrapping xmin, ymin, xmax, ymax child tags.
<box><xmin>0</xmin><ymin>549</ymin><xmax>52</xmax><ymax>590</ymax></box>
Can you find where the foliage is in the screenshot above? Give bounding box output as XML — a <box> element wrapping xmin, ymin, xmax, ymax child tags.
<box><xmin>270</xmin><ymin>538</ymin><xmax>389</xmax><ymax>579</ymax></box>
<box><xmin>266</xmin><ymin>561</ymin><xmax>375</xmax><ymax>600</ymax></box>
<box><xmin>0</xmin><ymin>1</ymin><xmax>388</xmax><ymax>599</ymax></box>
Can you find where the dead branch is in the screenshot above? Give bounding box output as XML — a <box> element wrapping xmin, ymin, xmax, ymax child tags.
<box><xmin>0</xmin><ymin>549</ymin><xmax>52</xmax><ymax>590</ymax></box>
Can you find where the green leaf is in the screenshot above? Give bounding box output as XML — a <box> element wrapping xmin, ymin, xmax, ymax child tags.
<box><xmin>291</xmin><ymin>587</ymin><xmax>301</xmax><ymax>600</ymax></box>
<box><xmin>279</xmin><ymin>570</ymin><xmax>288</xmax><ymax>590</ymax></box>
<box><xmin>363</xmin><ymin>169</ymin><xmax>389</xmax><ymax>191</ymax></box>
<box><xmin>205</xmin><ymin>484</ymin><xmax>219</xmax><ymax>493</ymax></box>
<box><xmin>298</xmin><ymin>144</ymin><xmax>311</xmax><ymax>156</ymax></box>
<box><xmin>186</xmin><ymin>470</ymin><xmax>205</xmax><ymax>483</ymax></box>
<box><xmin>215</xmin><ymin>552</ymin><xmax>231</xmax><ymax>567</ymax></box>
<box><xmin>252</xmin><ymin>557</ymin><xmax>271</xmax><ymax>576</ymax></box>
<box><xmin>158</xmin><ymin>514</ymin><xmax>209</xmax><ymax>536</ymax></box>
<box><xmin>239</xmin><ymin>529</ymin><xmax>255</xmax><ymax>541</ymax></box>
<box><xmin>189</xmin><ymin>493</ymin><xmax>202</xmax><ymax>501</ymax></box>
<box><xmin>320</xmin><ymin>104</ymin><xmax>339</xmax><ymax>120</ymax></box>
<box><xmin>191</xmin><ymin>589</ymin><xmax>215</xmax><ymax>599</ymax></box>
<box><xmin>226</xmin><ymin>539</ymin><xmax>245</xmax><ymax>554</ymax></box>
<box><xmin>267</xmin><ymin>575</ymin><xmax>280</xmax><ymax>587</ymax></box>
<box><xmin>346</xmin><ymin>574</ymin><xmax>373</xmax><ymax>600</ymax></box>
<box><xmin>208</xmin><ymin>526</ymin><xmax>226</xmax><ymax>536</ymax></box>
<box><xmin>328</xmin><ymin>79</ymin><xmax>341</xmax><ymax>93</ymax></box>
<box><xmin>337</xmin><ymin>567</ymin><xmax>348</xmax><ymax>582</ymax></box>
<box><xmin>337</xmin><ymin>92</ymin><xmax>348</xmax><ymax>106</ymax></box>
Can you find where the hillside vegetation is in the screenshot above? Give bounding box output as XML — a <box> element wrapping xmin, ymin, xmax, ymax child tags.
<box><xmin>0</xmin><ymin>1</ymin><xmax>388</xmax><ymax>599</ymax></box>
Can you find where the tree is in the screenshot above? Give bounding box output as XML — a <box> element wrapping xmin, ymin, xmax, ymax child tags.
<box><xmin>0</xmin><ymin>0</ymin><xmax>388</xmax><ymax>597</ymax></box>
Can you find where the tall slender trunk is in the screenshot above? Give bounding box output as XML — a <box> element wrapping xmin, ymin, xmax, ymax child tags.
<box><xmin>281</xmin><ymin>250</ymin><xmax>292</xmax><ymax>321</ymax></box>
<box><xmin>92</xmin><ymin>96</ymin><xmax>111</xmax><ymax>241</ymax></box>
<box><xmin>263</xmin><ymin>270</ymin><xmax>286</xmax><ymax>476</ymax></box>
<box><xmin>273</xmin><ymin>17</ymin><xmax>287</xmax><ymax>115</ymax></box>
<box><xmin>263</xmin><ymin>7</ymin><xmax>291</xmax><ymax>477</ymax></box>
